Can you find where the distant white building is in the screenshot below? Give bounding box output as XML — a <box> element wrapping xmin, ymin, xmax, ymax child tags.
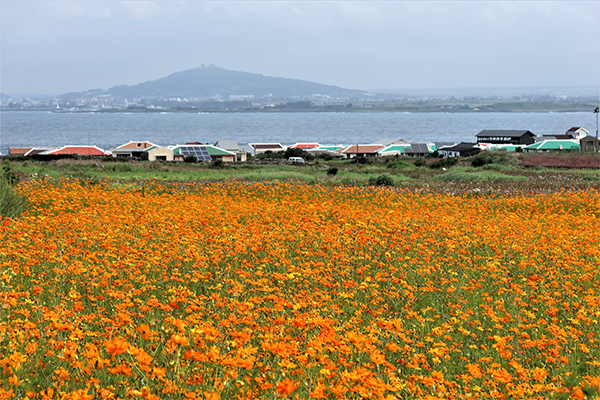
<box><xmin>566</xmin><ymin>127</ymin><xmax>589</xmax><ymax>141</ymax></box>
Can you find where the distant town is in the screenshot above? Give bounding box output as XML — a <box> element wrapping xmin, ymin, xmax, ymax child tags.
<box><xmin>2</xmin><ymin>66</ymin><xmax>598</xmax><ymax>113</ymax></box>
<box><xmin>6</xmin><ymin>127</ymin><xmax>599</xmax><ymax>161</ymax></box>
<box><xmin>3</xmin><ymin>93</ymin><xmax>600</xmax><ymax>114</ymax></box>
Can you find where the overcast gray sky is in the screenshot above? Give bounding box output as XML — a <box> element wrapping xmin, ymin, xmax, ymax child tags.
<box><xmin>1</xmin><ymin>1</ymin><xmax>599</xmax><ymax>95</ymax></box>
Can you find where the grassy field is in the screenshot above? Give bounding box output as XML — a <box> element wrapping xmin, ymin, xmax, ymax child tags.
<box><xmin>0</xmin><ymin>179</ymin><xmax>599</xmax><ymax>399</ymax></box>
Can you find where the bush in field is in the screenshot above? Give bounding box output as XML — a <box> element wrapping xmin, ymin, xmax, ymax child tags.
<box><xmin>317</xmin><ymin>153</ymin><xmax>334</xmax><ymax>161</ymax></box>
<box><xmin>184</xmin><ymin>155</ymin><xmax>197</xmax><ymax>163</ymax></box>
<box><xmin>327</xmin><ymin>167</ymin><xmax>338</xmax><ymax>176</ymax></box>
<box><xmin>368</xmin><ymin>172</ymin><xmax>396</xmax><ymax>186</ymax></box>
<box><xmin>211</xmin><ymin>159</ymin><xmax>225</xmax><ymax>169</ymax></box>
<box><xmin>481</xmin><ymin>163</ymin><xmax>508</xmax><ymax>171</ymax></box>
<box><xmin>471</xmin><ymin>153</ymin><xmax>494</xmax><ymax>168</ymax></box>
<box><xmin>414</xmin><ymin>159</ymin><xmax>426</xmax><ymax>167</ymax></box>
<box><xmin>256</xmin><ymin>150</ymin><xmax>284</xmax><ymax>160</ymax></box>
<box><xmin>429</xmin><ymin>157</ymin><xmax>458</xmax><ymax>169</ymax></box>
<box><xmin>1</xmin><ymin>160</ymin><xmax>19</xmax><ymax>186</ymax></box>
<box><xmin>386</xmin><ymin>160</ymin><xmax>413</xmax><ymax>170</ymax></box>
<box><xmin>0</xmin><ymin>164</ymin><xmax>28</xmax><ymax>218</ymax></box>
<box><xmin>471</xmin><ymin>152</ymin><xmax>508</xmax><ymax>168</ymax></box>
<box><xmin>350</xmin><ymin>156</ymin><xmax>373</xmax><ymax>165</ymax></box>
<box><xmin>435</xmin><ymin>170</ymin><xmax>528</xmax><ymax>182</ymax></box>
<box><xmin>284</xmin><ymin>148</ymin><xmax>314</xmax><ymax>161</ymax></box>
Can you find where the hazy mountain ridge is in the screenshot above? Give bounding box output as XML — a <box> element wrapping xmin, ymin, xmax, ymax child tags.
<box><xmin>105</xmin><ymin>66</ymin><xmax>367</xmax><ymax>99</ymax></box>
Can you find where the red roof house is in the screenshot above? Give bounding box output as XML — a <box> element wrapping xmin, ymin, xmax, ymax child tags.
<box><xmin>337</xmin><ymin>144</ymin><xmax>384</xmax><ymax>158</ymax></box>
<box><xmin>289</xmin><ymin>143</ymin><xmax>320</xmax><ymax>149</ymax></box>
<box><xmin>42</xmin><ymin>146</ymin><xmax>110</xmax><ymax>156</ymax></box>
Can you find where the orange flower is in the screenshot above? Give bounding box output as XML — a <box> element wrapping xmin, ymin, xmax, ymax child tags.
<box><xmin>170</xmin><ymin>334</ymin><xmax>190</xmax><ymax>346</ymax></box>
<box><xmin>71</xmin><ymin>389</ymin><xmax>94</xmax><ymax>400</ymax></box>
<box><xmin>493</xmin><ymin>368</ymin><xmax>513</xmax><ymax>385</ymax></box>
<box><xmin>369</xmin><ymin>350</ymin><xmax>385</xmax><ymax>365</ymax></box>
<box><xmin>466</xmin><ymin>364</ymin><xmax>482</xmax><ymax>379</ymax></box>
<box><xmin>276</xmin><ymin>377</ymin><xmax>298</xmax><ymax>395</ymax></box>
<box><xmin>310</xmin><ymin>384</ymin><xmax>326</xmax><ymax>399</ymax></box>
<box><xmin>137</xmin><ymin>323</ymin><xmax>152</xmax><ymax>340</ymax></box>
<box><xmin>106</xmin><ymin>337</ymin><xmax>129</xmax><ymax>356</ymax></box>
<box><xmin>532</xmin><ymin>367</ymin><xmax>547</xmax><ymax>381</ymax></box>
<box><xmin>203</xmin><ymin>392</ymin><xmax>220</xmax><ymax>400</ymax></box>
<box><xmin>572</xmin><ymin>387</ymin><xmax>584</xmax><ymax>400</ymax></box>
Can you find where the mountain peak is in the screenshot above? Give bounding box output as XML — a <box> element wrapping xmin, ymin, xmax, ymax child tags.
<box><xmin>107</xmin><ymin>67</ymin><xmax>365</xmax><ymax>99</ymax></box>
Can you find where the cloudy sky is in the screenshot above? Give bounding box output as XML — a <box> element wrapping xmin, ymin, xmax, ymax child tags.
<box><xmin>1</xmin><ymin>1</ymin><xmax>599</xmax><ymax>95</ymax></box>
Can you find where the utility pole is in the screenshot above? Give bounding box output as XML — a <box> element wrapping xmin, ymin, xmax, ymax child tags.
<box><xmin>594</xmin><ymin>106</ymin><xmax>599</xmax><ymax>139</ymax></box>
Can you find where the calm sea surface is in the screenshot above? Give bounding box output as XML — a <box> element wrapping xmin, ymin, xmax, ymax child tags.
<box><xmin>1</xmin><ymin>111</ymin><xmax>597</xmax><ymax>154</ymax></box>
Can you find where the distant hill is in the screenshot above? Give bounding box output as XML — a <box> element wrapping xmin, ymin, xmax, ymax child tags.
<box><xmin>106</xmin><ymin>66</ymin><xmax>366</xmax><ymax>99</ymax></box>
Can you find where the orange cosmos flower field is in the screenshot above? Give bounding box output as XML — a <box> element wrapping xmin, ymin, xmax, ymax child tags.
<box><xmin>1</xmin><ymin>179</ymin><xmax>599</xmax><ymax>399</ymax></box>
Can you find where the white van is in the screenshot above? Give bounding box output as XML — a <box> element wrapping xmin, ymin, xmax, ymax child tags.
<box><xmin>288</xmin><ymin>157</ymin><xmax>305</xmax><ymax>163</ymax></box>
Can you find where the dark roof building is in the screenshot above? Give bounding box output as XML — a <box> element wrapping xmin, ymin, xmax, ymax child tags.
<box><xmin>580</xmin><ymin>135</ymin><xmax>600</xmax><ymax>153</ymax></box>
<box><xmin>476</xmin><ymin>130</ymin><xmax>536</xmax><ymax>145</ymax></box>
<box><xmin>438</xmin><ymin>142</ymin><xmax>480</xmax><ymax>158</ymax></box>
<box><xmin>404</xmin><ymin>143</ymin><xmax>435</xmax><ymax>157</ymax></box>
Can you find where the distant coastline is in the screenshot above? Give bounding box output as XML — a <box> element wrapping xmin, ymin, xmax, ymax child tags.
<box><xmin>2</xmin><ymin>103</ymin><xmax>597</xmax><ymax>114</ymax></box>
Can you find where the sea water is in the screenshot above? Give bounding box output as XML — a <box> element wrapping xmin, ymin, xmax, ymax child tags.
<box><xmin>1</xmin><ymin>111</ymin><xmax>597</xmax><ymax>154</ymax></box>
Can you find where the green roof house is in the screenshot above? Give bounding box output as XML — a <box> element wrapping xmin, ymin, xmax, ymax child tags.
<box><xmin>524</xmin><ymin>140</ymin><xmax>580</xmax><ymax>153</ymax></box>
<box><xmin>376</xmin><ymin>144</ymin><xmax>412</xmax><ymax>156</ymax></box>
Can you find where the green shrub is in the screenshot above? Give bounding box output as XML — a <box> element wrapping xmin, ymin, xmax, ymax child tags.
<box><xmin>386</xmin><ymin>160</ymin><xmax>413</xmax><ymax>170</ymax></box>
<box><xmin>318</xmin><ymin>154</ymin><xmax>333</xmax><ymax>161</ymax></box>
<box><xmin>434</xmin><ymin>170</ymin><xmax>528</xmax><ymax>182</ymax></box>
<box><xmin>583</xmin><ymin>175</ymin><xmax>600</xmax><ymax>181</ymax></box>
<box><xmin>211</xmin><ymin>159</ymin><xmax>224</xmax><ymax>169</ymax></box>
<box><xmin>471</xmin><ymin>152</ymin><xmax>507</xmax><ymax>168</ymax></box>
<box><xmin>257</xmin><ymin>150</ymin><xmax>285</xmax><ymax>160</ymax></box>
<box><xmin>368</xmin><ymin>173</ymin><xmax>396</xmax><ymax>186</ymax></box>
<box><xmin>284</xmin><ymin>148</ymin><xmax>313</xmax><ymax>161</ymax></box>
<box><xmin>184</xmin><ymin>155</ymin><xmax>197</xmax><ymax>163</ymax></box>
<box><xmin>350</xmin><ymin>157</ymin><xmax>373</xmax><ymax>165</ymax></box>
<box><xmin>108</xmin><ymin>163</ymin><xmax>133</xmax><ymax>172</ymax></box>
<box><xmin>429</xmin><ymin>157</ymin><xmax>458</xmax><ymax>170</ymax></box>
<box><xmin>0</xmin><ymin>176</ymin><xmax>28</xmax><ymax>218</ymax></box>
<box><xmin>327</xmin><ymin>167</ymin><xmax>338</xmax><ymax>176</ymax></box>
<box><xmin>1</xmin><ymin>161</ymin><xmax>19</xmax><ymax>186</ymax></box>
<box><xmin>481</xmin><ymin>163</ymin><xmax>507</xmax><ymax>171</ymax></box>
<box><xmin>414</xmin><ymin>159</ymin><xmax>426</xmax><ymax>167</ymax></box>
<box><xmin>471</xmin><ymin>154</ymin><xmax>494</xmax><ymax>168</ymax></box>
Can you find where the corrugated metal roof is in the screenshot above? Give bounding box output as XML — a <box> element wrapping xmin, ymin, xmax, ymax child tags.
<box><xmin>377</xmin><ymin>145</ymin><xmax>410</xmax><ymax>153</ymax></box>
<box><xmin>477</xmin><ymin>130</ymin><xmax>535</xmax><ymax>138</ymax></box>
<box><xmin>524</xmin><ymin>140</ymin><xmax>580</xmax><ymax>150</ymax></box>
<box><xmin>341</xmin><ymin>144</ymin><xmax>384</xmax><ymax>154</ymax></box>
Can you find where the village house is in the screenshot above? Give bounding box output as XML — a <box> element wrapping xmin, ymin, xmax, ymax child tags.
<box><xmin>476</xmin><ymin>130</ymin><xmax>536</xmax><ymax>145</ymax></box>
<box><xmin>438</xmin><ymin>142</ymin><xmax>480</xmax><ymax>158</ymax></box>
<box><xmin>9</xmin><ymin>147</ymin><xmax>58</xmax><ymax>156</ymax></box>
<box><xmin>580</xmin><ymin>136</ymin><xmax>600</xmax><ymax>153</ymax></box>
<box><xmin>214</xmin><ymin>140</ymin><xmax>247</xmax><ymax>162</ymax></box>
<box><xmin>336</xmin><ymin>144</ymin><xmax>384</xmax><ymax>158</ymax></box>
<box><xmin>288</xmin><ymin>143</ymin><xmax>320</xmax><ymax>150</ymax></box>
<box><xmin>404</xmin><ymin>143</ymin><xmax>436</xmax><ymax>158</ymax></box>
<box><xmin>41</xmin><ymin>145</ymin><xmax>110</xmax><ymax>157</ymax></box>
<box><xmin>565</xmin><ymin>127</ymin><xmax>589</xmax><ymax>141</ymax></box>
<box><xmin>141</xmin><ymin>146</ymin><xmax>174</xmax><ymax>161</ymax></box>
<box><xmin>171</xmin><ymin>144</ymin><xmax>237</xmax><ymax>162</ymax></box>
<box><xmin>523</xmin><ymin>140</ymin><xmax>580</xmax><ymax>153</ymax></box>
<box><xmin>248</xmin><ymin>143</ymin><xmax>286</xmax><ymax>155</ymax></box>
<box><xmin>111</xmin><ymin>141</ymin><xmax>157</xmax><ymax>158</ymax></box>
<box><xmin>376</xmin><ymin>144</ymin><xmax>412</xmax><ymax>157</ymax></box>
